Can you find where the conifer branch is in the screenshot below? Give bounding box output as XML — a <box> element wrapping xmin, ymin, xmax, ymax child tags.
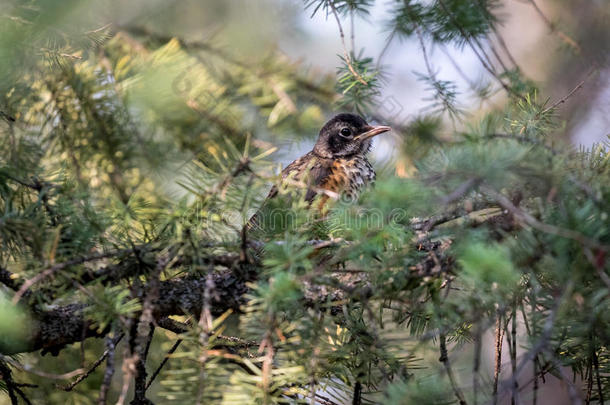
<box><xmin>12</xmin><ymin>249</ymin><xmax>133</xmax><ymax>304</ymax></box>
<box><xmin>436</xmin><ymin>0</ymin><xmax>525</xmax><ymax>101</ymax></box>
<box><xmin>525</xmin><ymin>0</ymin><xmax>582</xmax><ymax>54</ymax></box>
<box><xmin>327</xmin><ymin>0</ymin><xmax>368</xmax><ymax>86</ymax></box>
<box><xmin>439</xmin><ymin>334</ymin><xmax>467</xmax><ymax>405</ymax></box>
<box><xmin>60</xmin><ymin>334</ymin><xmax>125</xmax><ymax>391</ymax></box>
<box><xmin>482</xmin><ymin>186</ymin><xmax>610</xmax><ymax>252</ymax></box>
<box><xmin>538</xmin><ymin>68</ymin><xmax>596</xmax><ymax>116</ymax></box>
<box><xmin>99</xmin><ymin>333</ymin><xmax>119</xmax><ymax>405</ymax></box>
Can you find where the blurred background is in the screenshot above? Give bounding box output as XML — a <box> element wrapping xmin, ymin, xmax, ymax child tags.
<box><xmin>0</xmin><ymin>0</ymin><xmax>608</xmax><ymax>404</ymax></box>
<box><xmin>94</xmin><ymin>0</ymin><xmax>609</xmax><ymax>155</ymax></box>
<box><xmin>5</xmin><ymin>0</ymin><xmax>605</xmax><ymax>165</ymax></box>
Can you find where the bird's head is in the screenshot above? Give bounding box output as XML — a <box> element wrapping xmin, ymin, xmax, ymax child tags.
<box><xmin>313</xmin><ymin>113</ymin><xmax>391</xmax><ymax>158</ymax></box>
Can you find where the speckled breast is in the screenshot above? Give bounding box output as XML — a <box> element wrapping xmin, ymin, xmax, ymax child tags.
<box><xmin>323</xmin><ymin>156</ymin><xmax>376</xmax><ymax>201</ymax></box>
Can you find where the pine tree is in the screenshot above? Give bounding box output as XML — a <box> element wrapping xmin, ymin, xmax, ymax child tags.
<box><xmin>0</xmin><ymin>1</ymin><xmax>608</xmax><ymax>404</ymax></box>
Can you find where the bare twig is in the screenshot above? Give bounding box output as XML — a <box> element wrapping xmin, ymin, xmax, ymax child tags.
<box><xmin>116</xmin><ymin>346</ymin><xmax>132</xmax><ymax>405</ymax></box>
<box><xmin>439</xmin><ymin>334</ymin><xmax>468</xmax><ymax>405</ymax></box>
<box><xmin>439</xmin><ymin>44</ymin><xmax>485</xmax><ymax>95</ymax></box>
<box><xmin>482</xmin><ymin>186</ymin><xmax>609</xmax><ymax>252</ymax></box>
<box><xmin>377</xmin><ymin>29</ymin><xmax>396</xmax><ymax>70</ymax></box>
<box><xmin>491</xmin><ymin>26</ymin><xmax>520</xmax><ymax>69</ymax></box>
<box><xmin>473</xmin><ymin>323</ymin><xmax>482</xmax><ymax>405</ymax></box>
<box><xmin>134</xmin><ymin>255</ymin><xmax>168</xmax><ymax>403</ymax></box>
<box><xmin>98</xmin><ymin>333</ymin><xmax>119</xmax><ymax>405</ymax></box>
<box><xmin>441</xmin><ymin>178</ymin><xmax>481</xmax><ymax>205</ymax></box>
<box><xmin>538</xmin><ymin>68</ymin><xmax>596</xmax><ymax>116</ymax></box>
<box><xmin>497</xmin><ymin>284</ymin><xmax>571</xmax><ymax>403</ymax></box>
<box><xmin>350</xmin><ymin>8</ymin><xmax>355</xmax><ymax>53</ymax></box>
<box><xmin>146</xmin><ymin>339</ymin><xmax>183</xmax><ymax>390</ymax></box>
<box><xmin>525</xmin><ymin>0</ymin><xmax>582</xmax><ymax>54</ymax></box>
<box><xmin>12</xmin><ymin>249</ymin><xmax>131</xmax><ymax>304</ymax></box>
<box><xmin>493</xmin><ymin>313</ymin><xmax>504</xmax><ymax>405</ymax></box>
<box><xmin>533</xmin><ymin>356</ymin><xmax>539</xmax><ymax>405</ymax></box>
<box><xmin>510</xmin><ymin>307</ymin><xmax>520</xmax><ymax>405</ymax></box>
<box><xmin>546</xmin><ymin>352</ymin><xmax>583</xmax><ymax>405</ymax></box>
<box><xmin>586</xmin><ymin>352</ymin><xmax>594</xmax><ymax>405</ymax></box>
<box><xmin>1</xmin><ymin>356</ymin><xmax>85</xmax><ymax>381</ymax></box>
<box><xmin>592</xmin><ymin>346</ymin><xmax>605</xmax><ymax>405</ymax></box>
<box><xmin>60</xmin><ymin>334</ymin><xmax>124</xmax><ymax>391</ymax></box>
<box><xmin>436</xmin><ymin>0</ymin><xmax>524</xmax><ymax>101</ymax></box>
<box><xmin>195</xmin><ymin>272</ymin><xmax>215</xmax><ymax>405</ymax></box>
<box><xmin>327</xmin><ymin>0</ymin><xmax>368</xmax><ymax>86</ymax></box>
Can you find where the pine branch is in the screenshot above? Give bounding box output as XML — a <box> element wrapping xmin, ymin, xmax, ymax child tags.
<box><xmin>439</xmin><ymin>334</ymin><xmax>467</xmax><ymax>405</ymax></box>
<box><xmin>538</xmin><ymin>68</ymin><xmax>596</xmax><ymax>116</ymax></box>
<box><xmin>0</xmin><ymin>233</ymin><xmax>454</xmax><ymax>357</ymax></box>
<box><xmin>436</xmin><ymin>0</ymin><xmax>525</xmax><ymax>101</ymax></box>
<box><xmin>525</xmin><ymin>0</ymin><xmax>582</xmax><ymax>54</ymax></box>
<box><xmin>492</xmin><ymin>313</ymin><xmax>504</xmax><ymax>405</ymax></box>
<box><xmin>98</xmin><ymin>333</ymin><xmax>119</xmax><ymax>405</ymax></box>
<box><xmin>482</xmin><ymin>186</ymin><xmax>610</xmax><ymax>252</ymax></box>
<box><xmin>12</xmin><ymin>249</ymin><xmax>133</xmax><ymax>304</ymax></box>
<box><xmin>59</xmin><ymin>334</ymin><xmax>124</xmax><ymax>391</ymax></box>
<box><xmin>145</xmin><ymin>339</ymin><xmax>182</xmax><ymax>390</ymax></box>
<box><xmin>327</xmin><ymin>0</ymin><xmax>368</xmax><ymax>86</ymax></box>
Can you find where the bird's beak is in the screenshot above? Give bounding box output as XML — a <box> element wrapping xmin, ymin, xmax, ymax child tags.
<box><xmin>355</xmin><ymin>125</ymin><xmax>392</xmax><ymax>142</ymax></box>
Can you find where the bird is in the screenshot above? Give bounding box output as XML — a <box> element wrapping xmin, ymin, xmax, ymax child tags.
<box><xmin>249</xmin><ymin>113</ymin><xmax>391</xmax><ymax>229</ymax></box>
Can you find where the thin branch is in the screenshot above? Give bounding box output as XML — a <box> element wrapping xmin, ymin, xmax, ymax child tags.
<box><xmin>259</xmin><ymin>324</ymin><xmax>276</xmax><ymax>402</ymax></box>
<box><xmin>510</xmin><ymin>306</ymin><xmax>520</xmax><ymax>405</ymax></box>
<box><xmin>525</xmin><ymin>0</ymin><xmax>582</xmax><ymax>54</ymax></box>
<box><xmin>327</xmin><ymin>0</ymin><xmax>367</xmax><ymax>86</ymax></box>
<box><xmin>376</xmin><ymin>29</ymin><xmax>396</xmax><ymax>70</ymax></box>
<box><xmin>493</xmin><ymin>313</ymin><xmax>504</xmax><ymax>405</ymax></box>
<box><xmin>350</xmin><ymin>8</ymin><xmax>355</xmax><ymax>53</ymax></box>
<box><xmin>473</xmin><ymin>323</ymin><xmax>482</xmax><ymax>405</ymax></box>
<box><xmin>533</xmin><ymin>357</ymin><xmax>539</xmax><ymax>405</ymax></box>
<box><xmin>546</xmin><ymin>352</ymin><xmax>583</xmax><ymax>405</ymax></box>
<box><xmin>497</xmin><ymin>284</ymin><xmax>571</xmax><ymax>402</ymax></box>
<box><xmin>439</xmin><ymin>334</ymin><xmax>468</xmax><ymax>405</ymax></box>
<box><xmin>416</xmin><ymin>26</ymin><xmax>434</xmax><ymax>80</ymax></box>
<box><xmin>538</xmin><ymin>68</ymin><xmax>596</xmax><ymax>116</ymax></box>
<box><xmin>586</xmin><ymin>351</ymin><xmax>594</xmax><ymax>405</ymax></box>
<box><xmin>441</xmin><ymin>178</ymin><xmax>481</xmax><ymax>205</ymax></box>
<box><xmin>99</xmin><ymin>333</ymin><xmax>119</xmax><ymax>405</ymax></box>
<box><xmin>438</xmin><ymin>44</ymin><xmax>483</xmax><ymax>93</ymax></box>
<box><xmin>482</xmin><ymin>186</ymin><xmax>610</xmax><ymax>252</ymax></box>
<box><xmin>491</xmin><ymin>26</ymin><xmax>520</xmax><ymax>69</ymax></box>
<box><xmin>436</xmin><ymin>0</ymin><xmax>525</xmax><ymax>101</ymax></box>
<box><xmin>195</xmin><ymin>272</ymin><xmax>215</xmax><ymax>405</ymax></box>
<box><xmin>146</xmin><ymin>339</ymin><xmax>183</xmax><ymax>390</ymax></box>
<box><xmin>60</xmin><ymin>334</ymin><xmax>124</xmax><ymax>391</ymax></box>
<box><xmin>592</xmin><ymin>346</ymin><xmax>605</xmax><ymax>405</ymax></box>
<box><xmin>12</xmin><ymin>249</ymin><xmax>131</xmax><ymax>304</ymax></box>
<box><xmin>474</xmin><ymin>0</ymin><xmax>515</xmax><ymax>72</ymax></box>
<box><xmin>1</xmin><ymin>356</ymin><xmax>85</xmax><ymax>380</ymax></box>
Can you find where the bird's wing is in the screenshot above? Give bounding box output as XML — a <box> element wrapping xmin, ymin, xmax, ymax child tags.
<box><xmin>248</xmin><ymin>153</ymin><xmax>331</xmax><ymax>230</ymax></box>
<box><xmin>270</xmin><ymin>153</ymin><xmax>332</xmax><ymax>202</ymax></box>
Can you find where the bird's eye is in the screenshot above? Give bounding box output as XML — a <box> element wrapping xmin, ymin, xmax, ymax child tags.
<box><xmin>339</xmin><ymin>128</ymin><xmax>352</xmax><ymax>137</ymax></box>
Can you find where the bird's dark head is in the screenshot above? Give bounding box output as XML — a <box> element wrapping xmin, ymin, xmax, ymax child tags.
<box><xmin>313</xmin><ymin>113</ymin><xmax>391</xmax><ymax>158</ymax></box>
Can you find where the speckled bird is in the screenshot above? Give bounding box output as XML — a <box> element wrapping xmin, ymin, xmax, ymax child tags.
<box><xmin>262</xmin><ymin>113</ymin><xmax>391</xmax><ymax>208</ymax></box>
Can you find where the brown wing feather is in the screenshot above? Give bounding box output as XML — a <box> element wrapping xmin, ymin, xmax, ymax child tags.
<box><xmin>266</xmin><ymin>152</ymin><xmax>333</xmax><ymax>203</ymax></box>
<box><xmin>248</xmin><ymin>152</ymin><xmax>333</xmax><ymax>229</ymax></box>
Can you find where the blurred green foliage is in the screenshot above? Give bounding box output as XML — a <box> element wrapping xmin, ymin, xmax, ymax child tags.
<box><xmin>0</xmin><ymin>0</ymin><xmax>608</xmax><ymax>404</ymax></box>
